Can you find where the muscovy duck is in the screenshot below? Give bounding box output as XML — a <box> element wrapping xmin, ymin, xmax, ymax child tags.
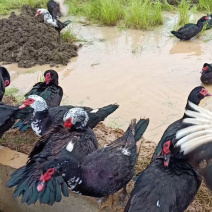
<box><xmin>200</xmin><ymin>63</ymin><xmax>212</xmax><ymax>84</ymax></box>
<box><xmin>14</xmin><ymin>70</ymin><xmax>63</xmax><ymax>131</ymax></box>
<box><xmin>7</xmin><ymin>108</ymin><xmax>98</xmax><ymax>205</ymax></box>
<box><xmin>0</xmin><ymin>104</ymin><xmax>29</xmax><ymax>138</ymax></box>
<box><xmin>174</xmin><ymin>102</ymin><xmax>212</xmax><ymax>191</ymax></box>
<box><xmin>171</xmin><ymin>16</ymin><xmax>211</xmax><ymax>40</ymax></box>
<box><xmin>124</xmin><ymin>134</ymin><xmax>201</xmax><ymax>212</ymax></box>
<box><xmin>47</xmin><ymin>0</ymin><xmax>61</xmax><ymax>19</ymax></box>
<box><xmin>152</xmin><ymin>86</ymin><xmax>212</xmax><ymax>161</ymax></box>
<box><xmin>18</xmin><ymin>118</ymin><xmax>148</xmax><ymax>205</ymax></box>
<box><xmin>35</xmin><ymin>9</ymin><xmax>71</xmax><ymax>33</ymax></box>
<box><xmin>204</xmin><ymin>13</ymin><xmax>212</xmax><ymax>30</ymax></box>
<box><xmin>17</xmin><ymin>95</ymin><xmax>119</xmax><ymax>136</ymax></box>
<box><xmin>0</xmin><ymin>66</ymin><xmax>10</xmax><ymax>102</ymax></box>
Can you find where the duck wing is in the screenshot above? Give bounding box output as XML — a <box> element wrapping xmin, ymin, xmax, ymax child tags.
<box><xmin>47</xmin><ymin>0</ymin><xmax>61</xmax><ymax>19</ymax></box>
<box><xmin>7</xmin><ymin>125</ymin><xmax>97</xmax><ymax>205</ymax></box>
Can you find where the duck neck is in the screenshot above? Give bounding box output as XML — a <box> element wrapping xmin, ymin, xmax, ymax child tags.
<box><xmin>197</xmin><ymin>20</ymin><xmax>204</xmax><ymax>29</ymax></box>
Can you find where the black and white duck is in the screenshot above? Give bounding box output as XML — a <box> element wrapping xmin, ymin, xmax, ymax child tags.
<box><xmin>14</xmin><ymin>70</ymin><xmax>63</xmax><ymax>131</ymax></box>
<box><xmin>200</xmin><ymin>63</ymin><xmax>212</xmax><ymax>84</ymax></box>
<box><xmin>7</xmin><ymin>108</ymin><xmax>98</xmax><ymax>205</ymax></box>
<box><xmin>171</xmin><ymin>16</ymin><xmax>211</xmax><ymax>40</ymax></box>
<box><xmin>125</xmin><ymin>101</ymin><xmax>212</xmax><ymax>212</ymax></box>
<box><xmin>47</xmin><ymin>0</ymin><xmax>61</xmax><ymax>19</ymax></box>
<box><xmin>7</xmin><ymin>118</ymin><xmax>148</xmax><ymax>205</ymax></box>
<box><xmin>17</xmin><ymin>95</ymin><xmax>119</xmax><ymax>136</ymax></box>
<box><xmin>124</xmin><ymin>135</ymin><xmax>201</xmax><ymax>212</ymax></box>
<box><xmin>0</xmin><ymin>66</ymin><xmax>10</xmax><ymax>102</ymax></box>
<box><xmin>152</xmin><ymin>86</ymin><xmax>212</xmax><ymax>161</ymax></box>
<box><xmin>35</xmin><ymin>8</ymin><xmax>71</xmax><ymax>33</ymax></box>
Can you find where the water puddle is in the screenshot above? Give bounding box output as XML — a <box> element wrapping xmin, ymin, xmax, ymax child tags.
<box><xmin>3</xmin><ymin>13</ymin><xmax>212</xmax><ymax>144</ymax></box>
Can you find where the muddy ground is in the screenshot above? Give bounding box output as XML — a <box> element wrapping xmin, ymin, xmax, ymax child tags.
<box><xmin>0</xmin><ymin>96</ymin><xmax>212</xmax><ymax>211</ymax></box>
<box><xmin>0</xmin><ymin>5</ymin><xmax>78</xmax><ymax>68</ymax></box>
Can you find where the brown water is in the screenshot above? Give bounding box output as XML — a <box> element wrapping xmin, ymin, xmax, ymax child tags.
<box><xmin>3</xmin><ymin>13</ymin><xmax>212</xmax><ymax>144</ymax></box>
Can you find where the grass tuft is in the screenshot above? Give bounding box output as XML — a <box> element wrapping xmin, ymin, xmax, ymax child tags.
<box><xmin>124</xmin><ymin>0</ymin><xmax>163</xmax><ymax>30</ymax></box>
<box><xmin>178</xmin><ymin>0</ymin><xmax>191</xmax><ymax>26</ymax></box>
<box><xmin>198</xmin><ymin>0</ymin><xmax>212</xmax><ymax>13</ymax></box>
<box><xmin>60</xmin><ymin>26</ymin><xmax>78</xmax><ymax>43</ymax></box>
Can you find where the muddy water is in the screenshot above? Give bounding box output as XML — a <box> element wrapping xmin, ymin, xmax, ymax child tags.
<box><xmin>3</xmin><ymin>13</ymin><xmax>212</xmax><ymax>144</ymax></box>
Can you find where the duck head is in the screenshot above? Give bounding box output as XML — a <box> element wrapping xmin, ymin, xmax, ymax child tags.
<box><xmin>197</xmin><ymin>16</ymin><xmax>211</xmax><ymax>26</ymax></box>
<box><xmin>37</xmin><ymin>157</ymin><xmax>80</xmax><ymax>192</ymax></box>
<box><xmin>19</xmin><ymin>95</ymin><xmax>48</xmax><ymax>112</ymax></box>
<box><xmin>35</xmin><ymin>9</ymin><xmax>49</xmax><ymax>16</ymax></box>
<box><xmin>186</xmin><ymin>86</ymin><xmax>211</xmax><ymax>108</ymax></box>
<box><xmin>201</xmin><ymin>63</ymin><xmax>212</xmax><ymax>74</ymax></box>
<box><xmin>63</xmin><ymin>108</ymin><xmax>89</xmax><ymax>130</ymax></box>
<box><xmin>0</xmin><ymin>67</ymin><xmax>10</xmax><ymax>87</ymax></box>
<box><xmin>44</xmin><ymin>70</ymin><xmax>59</xmax><ymax>85</ymax></box>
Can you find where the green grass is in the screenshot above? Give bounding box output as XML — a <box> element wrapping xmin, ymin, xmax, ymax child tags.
<box><xmin>60</xmin><ymin>26</ymin><xmax>78</xmax><ymax>43</ymax></box>
<box><xmin>124</xmin><ymin>0</ymin><xmax>163</xmax><ymax>29</ymax></box>
<box><xmin>198</xmin><ymin>0</ymin><xmax>212</xmax><ymax>13</ymax></box>
<box><xmin>0</xmin><ymin>0</ymin><xmax>48</xmax><ymax>14</ymax></box>
<box><xmin>5</xmin><ymin>87</ymin><xmax>19</xmax><ymax>96</ymax></box>
<box><xmin>178</xmin><ymin>0</ymin><xmax>191</xmax><ymax>26</ymax></box>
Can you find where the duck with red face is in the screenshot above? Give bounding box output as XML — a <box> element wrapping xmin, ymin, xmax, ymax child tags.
<box><xmin>0</xmin><ymin>66</ymin><xmax>10</xmax><ymax>102</ymax></box>
<box><xmin>13</xmin><ymin>70</ymin><xmax>63</xmax><ymax>132</ymax></box>
<box><xmin>200</xmin><ymin>63</ymin><xmax>212</xmax><ymax>84</ymax></box>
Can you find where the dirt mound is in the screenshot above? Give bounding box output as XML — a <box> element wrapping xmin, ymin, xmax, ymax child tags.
<box><xmin>0</xmin><ymin>5</ymin><xmax>78</xmax><ymax>68</ymax></box>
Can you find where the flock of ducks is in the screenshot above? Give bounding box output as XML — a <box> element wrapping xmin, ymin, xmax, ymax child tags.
<box><xmin>1</xmin><ymin>1</ymin><xmax>212</xmax><ymax>212</ymax></box>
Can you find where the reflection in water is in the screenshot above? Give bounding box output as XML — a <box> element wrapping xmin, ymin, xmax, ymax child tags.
<box><xmin>2</xmin><ymin>14</ymin><xmax>212</xmax><ymax>144</ymax></box>
<box><xmin>170</xmin><ymin>40</ymin><xmax>203</xmax><ymax>56</ymax></box>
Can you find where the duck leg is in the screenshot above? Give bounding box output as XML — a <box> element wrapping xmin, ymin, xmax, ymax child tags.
<box><xmin>97</xmin><ymin>197</ymin><xmax>107</xmax><ymax>212</ymax></box>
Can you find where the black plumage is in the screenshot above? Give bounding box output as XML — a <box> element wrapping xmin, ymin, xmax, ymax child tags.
<box><xmin>124</xmin><ymin>157</ymin><xmax>201</xmax><ymax>212</ymax></box>
<box><xmin>153</xmin><ymin>86</ymin><xmax>211</xmax><ymax>160</ymax></box>
<box><xmin>18</xmin><ymin>95</ymin><xmax>119</xmax><ymax>136</ymax></box>
<box><xmin>200</xmin><ymin>63</ymin><xmax>212</xmax><ymax>84</ymax></box>
<box><xmin>42</xmin><ymin>119</ymin><xmax>149</xmax><ymax>198</ymax></box>
<box><xmin>7</xmin><ymin>108</ymin><xmax>98</xmax><ymax>205</ymax></box>
<box><xmin>14</xmin><ymin>70</ymin><xmax>63</xmax><ymax>131</ymax></box>
<box><xmin>47</xmin><ymin>0</ymin><xmax>61</xmax><ymax>19</ymax></box>
<box><xmin>0</xmin><ymin>66</ymin><xmax>10</xmax><ymax>102</ymax></box>
<box><xmin>171</xmin><ymin>16</ymin><xmax>210</xmax><ymax>40</ymax></box>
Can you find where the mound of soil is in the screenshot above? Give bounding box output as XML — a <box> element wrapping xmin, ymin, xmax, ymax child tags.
<box><xmin>1</xmin><ymin>97</ymin><xmax>212</xmax><ymax>212</ymax></box>
<box><xmin>0</xmin><ymin>5</ymin><xmax>78</xmax><ymax>68</ymax></box>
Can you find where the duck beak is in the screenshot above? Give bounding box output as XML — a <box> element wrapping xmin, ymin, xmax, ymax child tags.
<box><xmin>206</xmin><ymin>93</ymin><xmax>212</xmax><ymax>97</ymax></box>
<box><xmin>19</xmin><ymin>104</ymin><xmax>27</xmax><ymax>109</ymax></box>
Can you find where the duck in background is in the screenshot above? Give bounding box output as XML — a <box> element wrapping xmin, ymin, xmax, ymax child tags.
<box><xmin>47</xmin><ymin>0</ymin><xmax>61</xmax><ymax>19</ymax></box>
<box><xmin>0</xmin><ymin>66</ymin><xmax>10</xmax><ymax>102</ymax></box>
<box><xmin>200</xmin><ymin>63</ymin><xmax>212</xmax><ymax>84</ymax></box>
<box><xmin>7</xmin><ymin>108</ymin><xmax>98</xmax><ymax>205</ymax></box>
<box><xmin>35</xmin><ymin>6</ymin><xmax>71</xmax><ymax>34</ymax></box>
<box><xmin>171</xmin><ymin>16</ymin><xmax>211</xmax><ymax>40</ymax></box>
<box><xmin>14</xmin><ymin>70</ymin><xmax>63</xmax><ymax>132</ymax></box>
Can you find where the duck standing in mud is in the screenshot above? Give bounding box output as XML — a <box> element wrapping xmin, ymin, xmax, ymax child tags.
<box><xmin>171</xmin><ymin>16</ymin><xmax>211</xmax><ymax>40</ymax></box>
<box><xmin>200</xmin><ymin>63</ymin><xmax>212</xmax><ymax>84</ymax></box>
<box><xmin>0</xmin><ymin>66</ymin><xmax>10</xmax><ymax>102</ymax></box>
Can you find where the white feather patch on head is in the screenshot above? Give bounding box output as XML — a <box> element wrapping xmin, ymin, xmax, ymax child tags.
<box><xmin>66</xmin><ymin>141</ymin><xmax>74</xmax><ymax>152</ymax></box>
<box><xmin>63</xmin><ymin>108</ymin><xmax>89</xmax><ymax>129</ymax></box>
<box><xmin>27</xmin><ymin>95</ymin><xmax>48</xmax><ymax>112</ymax></box>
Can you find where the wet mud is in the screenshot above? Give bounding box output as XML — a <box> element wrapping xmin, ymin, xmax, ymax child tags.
<box><xmin>0</xmin><ymin>5</ymin><xmax>78</xmax><ymax>68</ymax></box>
